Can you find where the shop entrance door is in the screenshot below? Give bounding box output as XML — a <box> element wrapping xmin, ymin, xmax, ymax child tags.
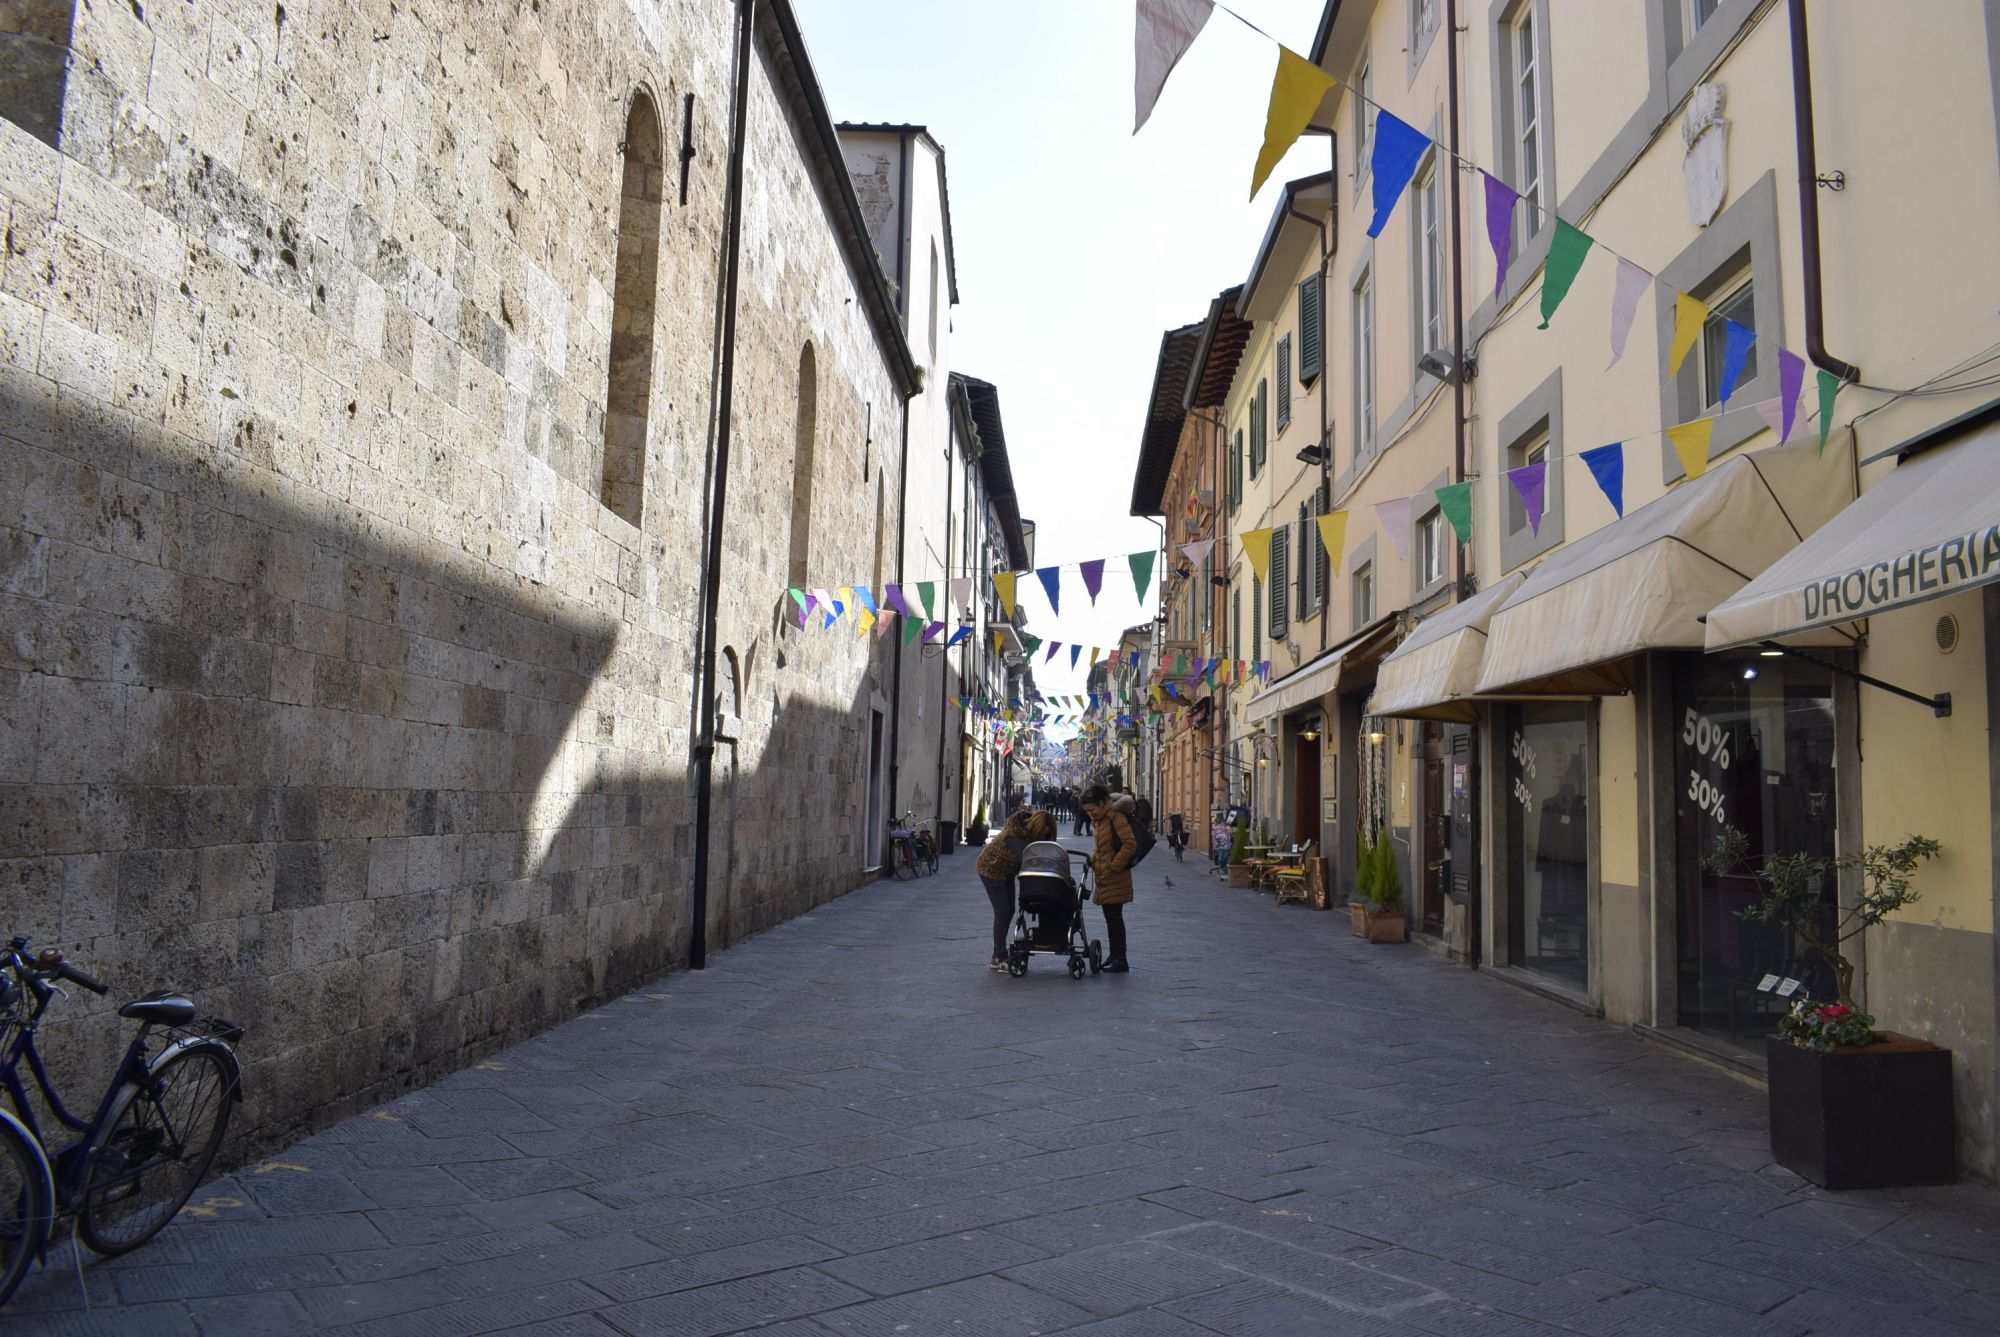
<box><xmin>1675</xmin><ymin>652</ymin><xmax>1838</xmax><ymax>1043</ymax></box>
<box><xmin>1419</xmin><ymin>724</ymin><xmax>1448</xmax><ymax>936</ymax></box>
<box><xmin>1292</xmin><ymin>731</ymin><xmax>1321</xmax><ymax>850</ymax></box>
<box><xmin>1447</xmin><ymin>724</ymin><xmax>1479</xmax><ymax>954</ymax></box>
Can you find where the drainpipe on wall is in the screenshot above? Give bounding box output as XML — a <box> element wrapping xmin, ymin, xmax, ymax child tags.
<box><xmin>888</xmin><ymin>393</ymin><xmax>911</xmax><ymax>836</ymax></box>
<box><xmin>688</xmin><ymin>0</ymin><xmax>756</xmax><ymax>972</ymax></box>
<box><xmin>1787</xmin><ymin>0</ymin><xmax>1861</xmax><ymax>385</ymax></box>
<box><xmin>934</xmin><ymin>421</ymin><xmax>955</xmax><ymax>834</ymax></box>
<box><xmin>1446</xmin><ymin>0</ymin><xmax>1469</xmax><ymax>597</ymax></box>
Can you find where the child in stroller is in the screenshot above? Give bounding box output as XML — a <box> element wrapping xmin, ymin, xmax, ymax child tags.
<box><xmin>1005</xmin><ymin>841</ymin><xmax>1104</xmax><ymax>979</ymax></box>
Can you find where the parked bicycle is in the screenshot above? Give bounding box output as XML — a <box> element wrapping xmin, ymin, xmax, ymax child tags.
<box><xmin>886</xmin><ymin>811</ymin><xmax>939</xmax><ymax>880</ymax></box>
<box><xmin>0</xmin><ymin>936</ymin><xmax>243</xmax><ymax>1307</ymax></box>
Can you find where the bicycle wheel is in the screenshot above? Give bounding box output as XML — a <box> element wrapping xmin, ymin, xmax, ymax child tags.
<box><xmin>79</xmin><ymin>1043</ymin><xmax>235</xmax><ymax>1256</ymax></box>
<box><xmin>921</xmin><ymin>840</ymin><xmax>938</xmax><ymax>876</ymax></box>
<box><xmin>0</xmin><ymin>1111</ymin><xmax>52</xmax><ymax>1309</ymax></box>
<box><xmin>890</xmin><ymin>841</ymin><xmax>916</xmax><ymax>881</ymax></box>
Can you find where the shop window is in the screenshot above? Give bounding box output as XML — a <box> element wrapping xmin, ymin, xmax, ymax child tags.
<box><xmin>1675</xmin><ymin>651</ymin><xmax>1839</xmax><ymax>1044</ymax></box>
<box><xmin>1504</xmin><ymin>702</ymin><xmax>1590</xmax><ymax>994</ymax></box>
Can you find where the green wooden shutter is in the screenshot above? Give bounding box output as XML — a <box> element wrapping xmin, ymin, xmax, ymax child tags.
<box><xmin>1298</xmin><ymin>275</ymin><xmax>1324</xmax><ymax>383</ymax></box>
<box><xmin>1276</xmin><ymin>336</ymin><xmax>1292</xmax><ymax>430</ymax></box>
<box><xmin>1269</xmin><ymin>526</ymin><xmax>1289</xmax><ymax>639</ymax></box>
<box><xmin>1252</xmin><ymin>576</ymin><xmax>1262</xmax><ymax>662</ymax></box>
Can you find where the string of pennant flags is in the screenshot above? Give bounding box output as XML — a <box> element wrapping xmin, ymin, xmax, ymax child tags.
<box><xmin>783</xmin><ymin>551</ymin><xmax>1160</xmax><ymax>641</ymax></box>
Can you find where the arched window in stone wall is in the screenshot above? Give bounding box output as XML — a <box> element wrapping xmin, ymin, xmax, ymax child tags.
<box><xmin>787</xmin><ymin>342</ymin><xmax>818</xmax><ymax>585</ymax></box>
<box><xmin>602</xmin><ymin>91</ymin><xmax>665</xmax><ymax>527</ymax></box>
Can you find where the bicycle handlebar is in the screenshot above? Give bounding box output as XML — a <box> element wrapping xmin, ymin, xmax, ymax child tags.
<box><xmin>51</xmin><ymin>958</ymin><xmax>108</xmax><ymax>996</ymax></box>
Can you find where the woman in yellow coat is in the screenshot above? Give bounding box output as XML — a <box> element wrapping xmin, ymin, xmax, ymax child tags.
<box><xmin>1081</xmin><ymin>784</ymin><xmax>1135</xmax><ymax>972</ymax></box>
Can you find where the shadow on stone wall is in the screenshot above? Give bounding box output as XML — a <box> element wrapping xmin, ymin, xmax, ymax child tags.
<box><xmin>0</xmin><ymin>376</ymin><xmax>880</xmax><ymax>1164</ymax></box>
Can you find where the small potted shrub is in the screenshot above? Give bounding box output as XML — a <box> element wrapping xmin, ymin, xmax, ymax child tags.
<box><xmin>1226</xmin><ymin>818</ymin><xmax>1252</xmax><ymax>888</ymax></box>
<box><xmin>966</xmin><ymin>803</ymin><xmax>988</xmax><ymax>847</ymax></box>
<box><xmin>1364</xmin><ymin>827</ymin><xmax>1405</xmax><ymax>943</ymax></box>
<box><xmin>1348</xmin><ymin>827</ymin><xmax>1374</xmax><ymax>936</ymax></box>
<box><xmin>1704</xmin><ymin>827</ymin><xmax>1952</xmax><ymax>1189</ymax></box>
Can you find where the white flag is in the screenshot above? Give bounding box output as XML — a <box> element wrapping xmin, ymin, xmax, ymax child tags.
<box><xmin>949</xmin><ymin>577</ymin><xmax>974</xmax><ymax>619</ymax></box>
<box><xmin>1178</xmin><ymin>538</ymin><xmax>1216</xmax><ymax>566</ymax></box>
<box><xmin>1374</xmin><ymin>497</ymin><xmax>1413</xmax><ymax>561</ymax></box>
<box><xmin>1135</xmin><ymin>0</ymin><xmax>1215</xmax><ymax>133</ymax></box>
<box><xmin>1607</xmin><ymin>258</ymin><xmax>1650</xmax><ymax>368</ymax></box>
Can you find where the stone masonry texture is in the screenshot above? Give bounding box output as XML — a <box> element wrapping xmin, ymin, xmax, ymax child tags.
<box><xmin>8</xmin><ymin>836</ymin><xmax>2000</xmax><ymax>1332</ymax></box>
<box><xmin>0</xmin><ymin>0</ymin><xmax>910</xmax><ymax>1160</ymax></box>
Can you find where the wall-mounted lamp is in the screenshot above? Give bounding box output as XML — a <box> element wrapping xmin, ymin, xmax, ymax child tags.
<box><xmin>1295</xmin><ymin>443</ymin><xmax>1329</xmax><ymax>465</ymax></box>
<box><xmin>1298</xmin><ymin>727</ymin><xmax>1321</xmax><ymax>742</ymax></box>
<box><xmin>1418</xmin><ymin>348</ymin><xmax>1476</xmax><ymax>385</ymax></box>
<box><xmin>1364</xmin><ymin>714</ymin><xmax>1387</xmax><ymax>745</ymax></box>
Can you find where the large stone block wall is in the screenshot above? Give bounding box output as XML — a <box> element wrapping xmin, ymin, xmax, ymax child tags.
<box><xmin>0</xmin><ymin>0</ymin><xmax>907</xmax><ymax>1158</ymax></box>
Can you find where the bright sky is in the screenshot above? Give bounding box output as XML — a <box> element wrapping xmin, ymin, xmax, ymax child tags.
<box><xmin>791</xmin><ymin>0</ymin><xmax>1335</xmax><ymax>708</ymax></box>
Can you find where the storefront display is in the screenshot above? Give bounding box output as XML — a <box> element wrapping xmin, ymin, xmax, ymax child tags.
<box><xmin>1674</xmin><ymin>652</ymin><xmax>1838</xmax><ymax>1043</ymax></box>
<box><xmin>1504</xmin><ymin>704</ymin><xmax>1590</xmax><ymax>993</ymax></box>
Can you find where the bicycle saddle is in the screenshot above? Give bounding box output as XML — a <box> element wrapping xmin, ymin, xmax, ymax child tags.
<box><xmin>120</xmin><ymin>990</ymin><xmax>197</xmax><ymax>1026</ymax></box>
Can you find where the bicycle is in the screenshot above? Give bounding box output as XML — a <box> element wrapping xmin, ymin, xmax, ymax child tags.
<box><xmin>885</xmin><ymin>812</ymin><xmax>939</xmax><ymax>880</ymax></box>
<box><xmin>0</xmin><ymin>936</ymin><xmax>243</xmax><ymax>1307</ymax></box>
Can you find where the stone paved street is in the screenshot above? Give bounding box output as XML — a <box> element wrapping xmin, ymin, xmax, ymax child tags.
<box><xmin>14</xmin><ymin>836</ymin><xmax>2000</xmax><ymax>1335</ymax></box>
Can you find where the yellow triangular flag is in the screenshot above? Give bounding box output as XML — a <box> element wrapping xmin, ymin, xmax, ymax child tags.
<box><xmin>1089</xmin><ymin>646</ymin><xmax>1101</xmax><ymax>667</ymax></box>
<box><xmin>1315</xmin><ymin>511</ymin><xmax>1349</xmax><ymax>578</ymax></box>
<box><xmin>1251</xmin><ymin>48</ymin><xmax>1337</xmax><ymax>200</ymax></box>
<box><xmin>1669</xmin><ymin>293</ymin><xmax>1708</xmax><ymax>376</ymax></box>
<box><xmin>1666</xmin><ymin>418</ymin><xmax>1715</xmax><ymax>479</ymax></box>
<box><xmin>991</xmin><ymin>630</ymin><xmax>1004</xmax><ymax>658</ymax></box>
<box><xmin>1240</xmin><ymin>527</ymin><xmax>1275</xmax><ymax>582</ymax></box>
<box><xmin>993</xmin><ymin>571</ymin><xmax>1017</xmax><ymax>619</ymax></box>
<box><xmin>854</xmin><ymin>604</ymin><xmax>875</xmax><ymax>637</ymax></box>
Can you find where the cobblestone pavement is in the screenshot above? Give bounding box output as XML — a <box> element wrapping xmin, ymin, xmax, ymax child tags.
<box><xmin>14</xmin><ymin>835</ymin><xmax>2000</xmax><ymax>1335</ymax></box>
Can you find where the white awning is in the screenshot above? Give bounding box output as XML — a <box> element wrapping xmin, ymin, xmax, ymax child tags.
<box><xmin>1244</xmin><ymin>615</ymin><xmax>1398</xmax><ymax>724</ymax></box>
<box><xmin>1475</xmin><ymin>443</ymin><xmax>1854</xmax><ymax>695</ymax></box>
<box><xmin>1369</xmin><ymin>574</ymin><xmax>1525</xmax><ymax>721</ymax></box>
<box><xmin>1706</xmin><ymin>425</ymin><xmax>2000</xmax><ymax>649</ymax></box>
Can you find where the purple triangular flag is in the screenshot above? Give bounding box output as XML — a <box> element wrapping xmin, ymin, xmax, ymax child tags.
<box><xmin>1483</xmin><ymin>171</ymin><xmax>1520</xmax><ymax>297</ymax></box>
<box><xmin>921</xmin><ymin>620</ymin><xmax>946</xmax><ymax>644</ymax></box>
<box><xmin>1080</xmin><ymin>559</ymin><xmax>1105</xmax><ymax>604</ymax></box>
<box><xmin>1778</xmin><ymin>348</ymin><xmax>1806</xmax><ymax>443</ymax></box>
<box><xmin>1044</xmin><ymin>639</ymin><xmax>1061</xmax><ymax>663</ymax></box>
<box><xmin>1037</xmin><ymin>565</ymin><xmax>1061</xmax><ymax>614</ymax></box>
<box><xmin>881</xmin><ymin>584</ymin><xmax>910</xmax><ymax>618</ymax></box>
<box><xmin>1508</xmin><ymin>461</ymin><xmax>1548</xmax><ymax>536</ymax></box>
<box><xmin>1718</xmin><ymin>320</ymin><xmax>1756</xmax><ymax>403</ymax></box>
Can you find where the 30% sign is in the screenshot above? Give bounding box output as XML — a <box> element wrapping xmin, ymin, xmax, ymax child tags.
<box><xmin>1682</xmin><ymin>709</ymin><xmax>1732</xmax><ymax>825</ymax></box>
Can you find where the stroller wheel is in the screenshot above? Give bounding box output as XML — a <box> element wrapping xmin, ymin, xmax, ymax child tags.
<box><xmin>1068</xmin><ymin>954</ymin><xmax>1086</xmax><ymax>980</ymax></box>
<box><xmin>1007</xmin><ymin>944</ymin><xmax>1028</xmax><ymax>977</ymax></box>
<box><xmin>1088</xmin><ymin>941</ymin><xmax>1103</xmax><ymax>975</ymax></box>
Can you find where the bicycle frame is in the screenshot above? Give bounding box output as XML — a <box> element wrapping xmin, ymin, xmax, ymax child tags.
<box><xmin>0</xmin><ymin>972</ymin><xmax>155</xmax><ymax>1208</ymax></box>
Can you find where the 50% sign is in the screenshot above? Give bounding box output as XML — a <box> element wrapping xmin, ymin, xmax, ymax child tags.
<box><xmin>1682</xmin><ymin>709</ymin><xmax>1732</xmax><ymax>825</ymax></box>
<box><xmin>1510</xmin><ymin>732</ymin><xmax>1537</xmax><ymax>813</ymax></box>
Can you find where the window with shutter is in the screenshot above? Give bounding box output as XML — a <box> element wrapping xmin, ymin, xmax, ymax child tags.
<box><xmin>1232</xmin><ymin>588</ymin><xmax>1241</xmax><ymax>664</ymax></box>
<box><xmin>1230</xmin><ymin>430</ymin><xmax>1243</xmax><ymax>508</ymax></box>
<box><xmin>1313</xmin><ymin>481</ymin><xmax>1330</xmax><ymax>609</ymax></box>
<box><xmin>1298</xmin><ymin>275</ymin><xmax>1324</xmax><ymax>383</ymax></box>
<box><xmin>1276</xmin><ymin>337</ymin><xmax>1292</xmax><ymax>430</ymax></box>
<box><xmin>1249</xmin><ymin>380</ymin><xmax>1268</xmax><ymax>476</ymax></box>
<box><xmin>1252</xmin><ymin>576</ymin><xmax>1263</xmax><ymax>662</ymax></box>
<box><xmin>1296</xmin><ymin>504</ymin><xmax>1310</xmax><ymax>621</ymax></box>
<box><xmin>1268</xmin><ymin>528</ymin><xmax>1288</xmax><ymax>640</ymax></box>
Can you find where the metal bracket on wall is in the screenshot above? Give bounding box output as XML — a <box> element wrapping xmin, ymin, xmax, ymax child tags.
<box><xmin>1758</xmin><ymin>641</ymin><xmax>1950</xmax><ymax>717</ymax></box>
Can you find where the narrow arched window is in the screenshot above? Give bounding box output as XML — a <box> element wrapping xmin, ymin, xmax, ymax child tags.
<box><xmin>788</xmin><ymin>342</ymin><xmax>818</xmax><ymax>585</ymax></box>
<box><xmin>602</xmin><ymin>92</ymin><xmax>664</xmax><ymax>527</ymax></box>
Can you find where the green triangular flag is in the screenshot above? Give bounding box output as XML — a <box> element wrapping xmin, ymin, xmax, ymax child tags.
<box><xmin>1435</xmin><ymin>482</ymin><xmax>1473</xmax><ymax>544</ymax></box>
<box><xmin>1129</xmin><ymin>550</ymin><xmax>1157</xmax><ymax>603</ymax></box>
<box><xmin>1024</xmin><ymin>635</ymin><xmax>1042</xmax><ymax>658</ymax></box>
<box><xmin>1537</xmin><ymin>219</ymin><xmax>1595</xmax><ymax>329</ymax></box>
<box><xmin>1816</xmin><ymin>370</ymin><xmax>1841</xmax><ymax>454</ymax></box>
<box><xmin>915</xmin><ymin>581</ymin><xmax>936</xmax><ymax>620</ymax></box>
<box><xmin>902</xmin><ymin>615</ymin><xmax>923</xmax><ymax>646</ymax></box>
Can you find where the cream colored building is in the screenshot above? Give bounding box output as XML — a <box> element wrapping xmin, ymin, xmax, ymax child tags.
<box><xmin>1348</xmin><ymin>0</ymin><xmax>2000</xmax><ymax>1175</ymax></box>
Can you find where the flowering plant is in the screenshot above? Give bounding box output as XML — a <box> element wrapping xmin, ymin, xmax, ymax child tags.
<box><xmin>1777</xmin><ymin>997</ymin><xmax>1877</xmax><ymax>1053</ymax></box>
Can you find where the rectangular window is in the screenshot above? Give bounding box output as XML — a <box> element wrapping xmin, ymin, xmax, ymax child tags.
<box><xmin>1699</xmin><ymin>272</ymin><xmax>1757</xmax><ymax>410</ymax></box>
<box><xmin>1687</xmin><ymin>0</ymin><xmax>1720</xmax><ymax>32</ymax></box>
<box><xmin>1353</xmin><ymin>270</ymin><xmax>1375</xmax><ymax>451</ymax></box>
<box><xmin>1269</xmin><ymin>527</ymin><xmax>1289</xmax><ymax>640</ymax></box>
<box><xmin>1250</xmin><ymin>379</ymin><xmax>1268</xmax><ymax>476</ymax></box>
<box><xmin>1418</xmin><ymin>508</ymin><xmax>1446</xmax><ymax>589</ymax></box>
<box><xmin>1513</xmin><ymin>6</ymin><xmax>1545</xmax><ymax>229</ymax></box>
<box><xmin>1415</xmin><ymin>0</ymin><xmax>1440</xmax><ymax>43</ymax></box>
<box><xmin>1230</xmin><ymin>428</ymin><xmax>1243</xmax><ymax>509</ymax></box>
<box><xmin>1353</xmin><ymin>55</ymin><xmax>1373</xmax><ymax>198</ymax></box>
<box><xmin>1353</xmin><ymin>563</ymin><xmax>1375</xmax><ymax>627</ymax></box>
<box><xmin>1416</xmin><ymin>158</ymin><xmax>1444</xmax><ymax>358</ymax></box>
<box><xmin>1298</xmin><ymin>275</ymin><xmax>1324</xmax><ymax>383</ymax></box>
<box><xmin>1252</xmin><ymin>575</ymin><xmax>1264</xmax><ymax>662</ymax></box>
<box><xmin>1312</xmin><ymin>481</ymin><xmax>1330</xmax><ymax>611</ymax></box>
<box><xmin>1296</xmin><ymin>503</ymin><xmax>1313</xmax><ymax>620</ymax></box>
<box><xmin>1232</xmin><ymin>587</ymin><xmax>1241</xmax><ymax>664</ymax></box>
<box><xmin>1276</xmin><ymin>336</ymin><xmax>1293</xmax><ymax>430</ymax></box>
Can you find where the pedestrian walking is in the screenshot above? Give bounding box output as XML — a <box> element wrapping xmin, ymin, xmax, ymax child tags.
<box><xmin>976</xmin><ymin>806</ymin><xmax>1056</xmax><ymax>971</ymax></box>
<box><xmin>1073</xmin><ymin>790</ymin><xmax>1091</xmax><ymax>837</ymax></box>
<box><xmin>1081</xmin><ymin>784</ymin><xmax>1136</xmax><ymax>972</ymax></box>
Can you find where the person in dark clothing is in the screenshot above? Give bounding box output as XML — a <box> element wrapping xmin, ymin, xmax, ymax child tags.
<box><xmin>976</xmin><ymin>808</ymin><xmax>1056</xmax><ymax>970</ymax></box>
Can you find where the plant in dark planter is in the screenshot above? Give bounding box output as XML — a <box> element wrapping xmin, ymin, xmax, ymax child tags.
<box><xmin>1349</xmin><ymin>827</ymin><xmax>1376</xmax><ymax>936</ymax></box>
<box><xmin>1226</xmin><ymin>818</ymin><xmax>1253</xmax><ymax>888</ymax></box>
<box><xmin>966</xmin><ymin>803</ymin><xmax>988</xmax><ymax>847</ymax></box>
<box><xmin>1704</xmin><ymin>826</ymin><xmax>1952</xmax><ymax>1189</ymax></box>
<box><xmin>1363</xmin><ymin>826</ymin><xmax>1405</xmax><ymax>943</ymax></box>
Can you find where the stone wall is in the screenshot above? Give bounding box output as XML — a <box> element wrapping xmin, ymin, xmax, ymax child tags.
<box><xmin>0</xmin><ymin>0</ymin><xmax>909</xmax><ymax>1158</ymax></box>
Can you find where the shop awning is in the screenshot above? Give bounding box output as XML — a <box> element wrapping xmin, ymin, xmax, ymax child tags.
<box><xmin>1244</xmin><ymin>615</ymin><xmax>1398</xmax><ymax>724</ymax></box>
<box><xmin>1369</xmin><ymin>574</ymin><xmax>1525</xmax><ymax>721</ymax></box>
<box><xmin>1474</xmin><ymin>444</ymin><xmax>1853</xmax><ymax>695</ymax></box>
<box><xmin>1706</xmin><ymin>424</ymin><xmax>2000</xmax><ymax>649</ymax></box>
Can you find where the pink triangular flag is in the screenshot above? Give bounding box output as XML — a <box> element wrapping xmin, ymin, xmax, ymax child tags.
<box><xmin>1374</xmin><ymin>497</ymin><xmax>1413</xmax><ymax>560</ymax></box>
<box><xmin>1751</xmin><ymin>397</ymin><xmax>1792</xmax><ymax>443</ymax></box>
<box><xmin>1607</xmin><ymin>258</ymin><xmax>1649</xmax><ymax>368</ymax></box>
<box><xmin>1179</xmin><ymin>539</ymin><xmax>1216</xmax><ymax>566</ymax></box>
<box><xmin>1080</xmin><ymin>559</ymin><xmax>1106</xmax><ymax>604</ymax></box>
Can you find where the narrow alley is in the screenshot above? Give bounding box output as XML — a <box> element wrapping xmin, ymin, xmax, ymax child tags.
<box><xmin>15</xmin><ymin>841</ymin><xmax>1999</xmax><ymax>1336</ymax></box>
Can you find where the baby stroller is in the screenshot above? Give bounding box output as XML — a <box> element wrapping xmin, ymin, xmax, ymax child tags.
<box><xmin>1007</xmin><ymin>841</ymin><xmax>1103</xmax><ymax>979</ymax></box>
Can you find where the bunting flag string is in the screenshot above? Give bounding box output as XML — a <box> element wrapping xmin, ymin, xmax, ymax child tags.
<box><xmin>1537</xmin><ymin>219</ymin><xmax>1593</xmax><ymax>329</ymax></box>
<box><xmin>1718</xmin><ymin>321</ymin><xmax>1756</xmax><ymax>403</ymax></box>
<box><xmin>1037</xmin><ymin>565</ymin><xmax>1063</xmax><ymax>616</ymax></box>
<box><xmin>1666</xmin><ymin>418</ymin><xmax>1716</xmax><ymax>480</ymax></box>
<box><xmin>1314</xmin><ymin>512</ymin><xmax>1349</xmax><ymax>578</ymax></box>
<box><xmin>1080</xmin><ymin>558</ymin><xmax>1106</xmax><ymax>604</ymax></box>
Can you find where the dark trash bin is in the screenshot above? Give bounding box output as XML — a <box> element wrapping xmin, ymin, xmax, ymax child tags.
<box><xmin>938</xmin><ymin>821</ymin><xmax>958</xmax><ymax>854</ymax></box>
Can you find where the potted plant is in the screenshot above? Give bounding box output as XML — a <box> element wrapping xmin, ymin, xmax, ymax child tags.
<box><xmin>966</xmin><ymin>803</ymin><xmax>988</xmax><ymax>847</ymax></box>
<box><xmin>1703</xmin><ymin>826</ymin><xmax>1953</xmax><ymax>1189</ymax></box>
<box><xmin>1364</xmin><ymin>827</ymin><xmax>1405</xmax><ymax>943</ymax></box>
<box><xmin>1348</xmin><ymin>826</ymin><xmax>1375</xmax><ymax>936</ymax></box>
<box><xmin>1226</xmin><ymin>818</ymin><xmax>1253</xmax><ymax>888</ymax></box>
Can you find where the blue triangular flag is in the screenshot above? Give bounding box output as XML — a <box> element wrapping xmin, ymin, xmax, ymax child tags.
<box><xmin>1367</xmin><ymin>110</ymin><xmax>1431</xmax><ymax>238</ymax></box>
<box><xmin>1580</xmin><ymin>443</ymin><xmax>1625</xmax><ymax>517</ymax></box>
<box><xmin>1070</xmin><ymin>645</ymin><xmax>1082</xmax><ymax>670</ymax></box>
<box><xmin>1037</xmin><ymin>566</ymin><xmax>1061</xmax><ymax>614</ymax></box>
<box><xmin>945</xmin><ymin>625</ymin><xmax>971</xmax><ymax>647</ymax></box>
<box><xmin>1718</xmin><ymin>320</ymin><xmax>1756</xmax><ymax>403</ymax></box>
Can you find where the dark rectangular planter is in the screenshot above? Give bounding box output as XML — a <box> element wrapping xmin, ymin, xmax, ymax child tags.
<box><xmin>1766</xmin><ymin>1035</ymin><xmax>1956</xmax><ymax>1190</ymax></box>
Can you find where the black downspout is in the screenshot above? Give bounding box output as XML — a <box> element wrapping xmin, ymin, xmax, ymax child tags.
<box><xmin>688</xmin><ymin>0</ymin><xmax>756</xmax><ymax>971</ymax></box>
<box><xmin>886</xmin><ymin>133</ymin><xmax>914</xmax><ymax>843</ymax></box>
<box><xmin>1787</xmin><ymin>0</ymin><xmax>1861</xmax><ymax>385</ymax></box>
<box><xmin>1287</xmin><ymin>187</ymin><xmax>1333</xmax><ymax>656</ymax></box>
<box><xmin>1446</xmin><ymin>0</ymin><xmax>1480</xmax><ymax>964</ymax></box>
<box><xmin>934</xmin><ymin>423</ymin><xmax>955</xmax><ymax>834</ymax></box>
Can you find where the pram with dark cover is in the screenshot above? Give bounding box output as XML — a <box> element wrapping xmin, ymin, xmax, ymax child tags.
<box><xmin>1007</xmin><ymin>841</ymin><xmax>1103</xmax><ymax>979</ymax></box>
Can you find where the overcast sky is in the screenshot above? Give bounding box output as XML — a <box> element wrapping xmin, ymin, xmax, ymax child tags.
<box><xmin>791</xmin><ymin>0</ymin><xmax>1334</xmax><ymax>705</ymax></box>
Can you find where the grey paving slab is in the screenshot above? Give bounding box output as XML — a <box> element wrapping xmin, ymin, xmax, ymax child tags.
<box><xmin>15</xmin><ymin>834</ymin><xmax>2000</xmax><ymax>1335</ymax></box>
